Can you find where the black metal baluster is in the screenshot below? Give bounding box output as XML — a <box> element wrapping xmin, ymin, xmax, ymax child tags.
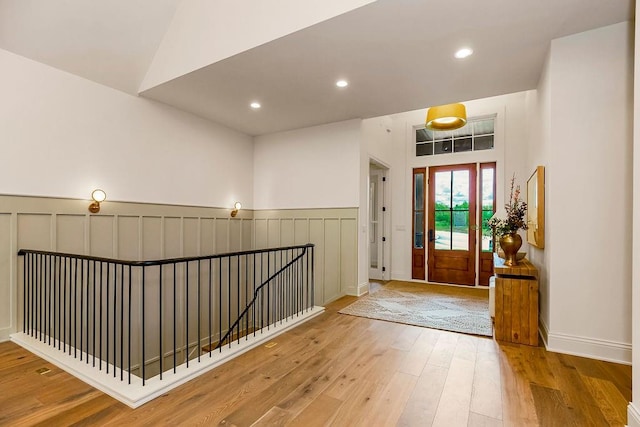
<box><xmin>106</xmin><ymin>262</ymin><xmax>110</xmax><ymax>372</ymax></box>
<box><xmin>112</xmin><ymin>263</ymin><xmax>117</xmax><ymax>378</ymax></box>
<box><xmin>236</xmin><ymin>256</ymin><xmax>239</xmax><ymax>344</ymax></box>
<box><xmin>128</xmin><ymin>265</ymin><xmax>132</xmax><ymax>385</ymax></box>
<box><xmin>99</xmin><ymin>261</ymin><xmax>103</xmax><ymax>370</ymax></box>
<box><xmin>120</xmin><ymin>264</ymin><xmax>124</xmax><ymax>380</ymax></box>
<box><xmin>159</xmin><ymin>265</ymin><xmax>163</xmax><ymax>379</ymax></box>
<box><xmin>267</xmin><ymin>252</ymin><xmax>270</xmax><ymax>330</ymax></box>
<box><xmin>56</xmin><ymin>256</ymin><xmax>60</xmax><ymax>346</ymax></box>
<box><xmin>218</xmin><ymin>258</ymin><xmax>221</xmax><ymax>352</ymax></box>
<box><xmin>73</xmin><ymin>258</ymin><xmax>78</xmax><ymax>357</ymax></box>
<box><xmin>62</xmin><ymin>257</ymin><xmax>67</xmax><ymax>350</ymax></box>
<box><xmin>245</xmin><ymin>254</ymin><xmax>248</xmax><ymax>341</ymax></box>
<box><xmin>80</xmin><ymin>259</ymin><xmax>84</xmax><ymax>360</ymax></box>
<box><xmin>39</xmin><ymin>253</ymin><xmax>43</xmax><ymax>341</ymax></box>
<box><xmin>227</xmin><ymin>257</ymin><xmax>230</xmax><ymax>348</ymax></box>
<box><xmin>208</xmin><ymin>258</ymin><xmax>212</xmax><ymax>357</ymax></box>
<box><xmin>173</xmin><ymin>263</ymin><xmax>176</xmax><ymax>373</ymax></box>
<box><xmin>185</xmin><ymin>262</ymin><xmax>189</xmax><ymax>368</ymax></box>
<box><xmin>92</xmin><ymin>260</ymin><xmax>97</xmax><ymax>367</ymax></box>
<box><xmin>197</xmin><ymin>259</ymin><xmax>201</xmax><ymax>362</ymax></box>
<box><xmin>253</xmin><ymin>253</ymin><xmax>256</xmax><ymax>337</ymax></box>
<box><xmin>142</xmin><ymin>266</ymin><xmax>146</xmax><ymax>385</ymax></box>
<box><xmin>22</xmin><ymin>253</ymin><xmax>27</xmax><ymax>333</ymax></box>
<box><xmin>45</xmin><ymin>255</ymin><xmax>49</xmax><ymax>344</ymax></box>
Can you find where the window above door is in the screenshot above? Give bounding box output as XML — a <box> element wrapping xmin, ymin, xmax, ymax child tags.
<box><xmin>415</xmin><ymin>115</ymin><xmax>496</xmax><ymax>157</ymax></box>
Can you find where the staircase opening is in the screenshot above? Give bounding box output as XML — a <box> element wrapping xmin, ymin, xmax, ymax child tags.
<box><xmin>13</xmin><ymin>244</ymin><xmax>323</xmax><ymax>408</ymax></box>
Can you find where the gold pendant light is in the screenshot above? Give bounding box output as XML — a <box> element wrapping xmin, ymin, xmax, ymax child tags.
<box><xmin>425</xmin><ymin>103</ymin><xmax>467</xmax><ymax>131</ymax></box>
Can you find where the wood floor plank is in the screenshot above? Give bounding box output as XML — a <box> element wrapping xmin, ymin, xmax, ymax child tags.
<box><xmin>581</xmin><ymin>375</ymin><xmax>628</xmax><ymax>426</ymax></box>
<box><xmin>431</xmin><ymin>353</ymin><xmax>476</xmax><ymax>426</ymax></box>
<box><xmin>468</xmin><ymin>411</ymin><xmax>504</xmax><ymax>427</ymax></box>
<box><xmin>545</xmin><ymin>351</ymin><xmax>610</xmax><ymax>426</ymax></box>
<box><xmin>288</xmin><ymin>393</ymin><xmax>343</xmax><ymax>426</ymax></box>
<box><xmin>0</xmin><ymin>281</ymin><xmax>632</xmax><ymax>427</ymax></box>
<box><xmin>530</xmin><ymin>383</ymin><xmax>578</xmax><ymax>427</ymax></box>
<box><xmin>471</xmin><ymin>346</ymin><xmax>503</xmax><ymax>420</ymax></box>
<box><xmin>358</xmin><ymin>371</ymin><xmax>418</xmax><ymax>426</ymax></box>
<box><xmin>397</xmin><ymin>363</ymin><xmax>448</xmax><ymax>427</ymax></box>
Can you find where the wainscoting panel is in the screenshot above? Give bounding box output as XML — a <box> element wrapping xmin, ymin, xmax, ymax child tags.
<box><xmin>0</xmin><ymin>214</ymin><xmax>12</xmax><ymax>332</ymax></box>
<box><xmin>309</xmin><ymin>219</ymin><xmax>325</xmax><ymax>306</ymax></box>
<box><xmin>90</xmin><ymin>215</ymin><xmax>115</xmax><ymax>257</ymax></box>
<box><xmin>200</xmin><ymin>218</ymin><xmax>215</xmax><ymax>255</ymax></box>
<box><xmin>56</xmin><ymin>214</ymin><xmax>85</xmax><ymax>254</ymax></box>
<box><xmin>118</xmin><ymin>216</ymin><xmax>140</xmax><ymax>259</ymax></box>
<box><xmin>253</xmin><ymin>208</ymin><xmax>358</xmax><ymax>305</ymax></box>
<box><xmin>0</xmin><ymin>194</ymin><xmax>251</xmax><ymax>342</ymax></box>
<box><xmin>142</xmin><ymin>217</ymin><xmax>162</xmax><ymax>260</ymax></box>
<box><xmin>164</xmin><ymin>217</ymin><xmax>182</xmax><ymax>258</ymax></box>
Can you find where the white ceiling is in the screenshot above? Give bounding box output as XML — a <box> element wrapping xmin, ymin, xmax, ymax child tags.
<box><xmin>0</xmin><ymin>0</ymin><xmax>633</xmax><ymax>136</ymax></box>
<box><xmin>0</xmin><ymin>0</ymin><xmax>179</xmax><ymax>94</ymax></box>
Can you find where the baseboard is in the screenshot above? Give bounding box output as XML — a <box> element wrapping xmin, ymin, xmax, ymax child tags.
<box><xmin>0</xmin><ymin>327</ymin><xmax>12</xmax><ymax>343</ymax></box>
<box><xmin>345</xmin><ymin>282</ymin><xmax>369</xmax><ymax>297</ymax></box>
<box><xmin>357</xmin><ymin>282</ymin><xmax>369</xmax><ymax>296</ymax></box>
<box><xmin>539</xmin><ymin>318</ymin><xmax>549</xmax><ymax>348</ymax></box>
<box><xmin>628</xmin><ymin>402</ymin><xmax>640</xmax><ymax>427</ymax></box>
<box><xmin>545</xmin><ymin>330</ymin><xmax>631</xmax><ymax>365</ymax></box>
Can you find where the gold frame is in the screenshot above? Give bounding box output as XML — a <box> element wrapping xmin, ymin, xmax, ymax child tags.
<box><xmin>526</xmin><ymin>166</ymin><xmax>545</xmax><ymax>248</ymax></box>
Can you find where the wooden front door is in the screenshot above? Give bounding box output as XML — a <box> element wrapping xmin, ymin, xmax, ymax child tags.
<box><xmin>427</xmin><ymin>163</ymin><xmax>477</xmax><ymax>285</ymax></box>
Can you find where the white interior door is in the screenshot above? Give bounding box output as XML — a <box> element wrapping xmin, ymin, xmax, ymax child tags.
<box><xmin>369</xmin><ymin>167</ymin><xmax>386</xmax><ymax>280</ymax></box>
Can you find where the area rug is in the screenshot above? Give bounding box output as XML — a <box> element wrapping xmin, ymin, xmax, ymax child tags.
<box><xmin>339</xmin><ymin>285</ymin><xmax>492</xmax><ymax>337</ymax></box>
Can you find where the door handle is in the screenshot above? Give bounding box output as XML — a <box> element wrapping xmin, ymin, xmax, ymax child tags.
<box><xmin>428</xmin><ymin>229</ymin><xmax>435</xmax><ymax>242</ymax></box>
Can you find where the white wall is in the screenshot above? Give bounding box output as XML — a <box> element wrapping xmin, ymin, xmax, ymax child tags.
<box><xmin>528</xmin><ymin>52</ymin><xmax>552</xmax><ymax>334</ymax></box>
<box><xmin>540</xmin><ymin>22</ymin><xmax>633</xmax><ymax>363</ymax></box>
<box><xmin>140</xmin><ymin>0</ymin><xmax>375</xmax><ymax>91</ymax></box>
<box><xmin>0</xmin><ymin>48</ymin><xmax>253</xmax><ymax>209</ymax></box>
<box><xmin>358</xmin><ymin>116</ymin><xmax>395</xmax><ymax>293</ymax></box>
<box><xmin>253</xmin><ymin>120</ymin><xmax>361</xmax><ymax>210</ymax></box>
<box><xmin>387</xmin><ymin>92</ymin><xmax>531</xmax><ymax>282</ymax></box>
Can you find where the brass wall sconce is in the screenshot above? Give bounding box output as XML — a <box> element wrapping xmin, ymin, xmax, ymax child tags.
<box><xmin>230</xmin><ymin>201</ymin><xmax>242</xmax><ymax>217</ymax></box>
<box><xmin>88</xmin><ymin>189</ymin><xmax>106</xmax><ymax>213</ymax></box>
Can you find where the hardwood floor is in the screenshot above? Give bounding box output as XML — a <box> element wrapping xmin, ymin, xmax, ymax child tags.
<box><xmin>0</xmin><ymin>282</ymin><xmax>631</xmax><ymax>426</ymax></box>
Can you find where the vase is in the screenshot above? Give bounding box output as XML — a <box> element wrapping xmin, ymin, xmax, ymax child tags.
<box><xmin>499</xmin><ymin>233</ymin><xmax>522</xmax><ymax>266</ymax></box>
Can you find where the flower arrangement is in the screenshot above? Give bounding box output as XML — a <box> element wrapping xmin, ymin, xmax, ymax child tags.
<box><xmin>488</xmin><ymin>174</ymin><xmax>528</xmax><ymax>237</ymax></box>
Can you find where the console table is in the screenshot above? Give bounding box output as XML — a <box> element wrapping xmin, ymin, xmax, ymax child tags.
<box><xmin>493</xmin><ymin>254</ymin><xmax>539</xmax><ymax>346</ymax></box>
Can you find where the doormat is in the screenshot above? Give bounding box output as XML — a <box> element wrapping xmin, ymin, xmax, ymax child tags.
<box><xmin>339</xmin><ymin>282</ymin><xmax>492</xmax><ymax>337</ymax></box>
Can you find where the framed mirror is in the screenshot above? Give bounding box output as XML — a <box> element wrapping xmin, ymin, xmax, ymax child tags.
<box><xmin>526</xmin><ymin>166</ymin><xmax>545</xmax><ymax>248</ymax></box>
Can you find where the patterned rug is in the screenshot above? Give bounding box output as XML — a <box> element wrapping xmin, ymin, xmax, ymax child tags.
<box><xmin>339</xmin><ymin>284</ymin><xmax>492</xmax><ymax>337</ymax></box>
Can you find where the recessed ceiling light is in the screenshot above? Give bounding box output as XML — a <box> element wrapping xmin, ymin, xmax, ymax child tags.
<box><xmin>336</xmin><ymin>80</ymin><xmax>349</xmax><ymax>88</ymax></box>
<box><xmin>454</xmin><ymin>48</ymin><xmax>473</xmax><ymax>59</ymax></box>
<box><xmin>250</xmin><ymin>102</ymin><xmax>261</xmax><ymax>109</ymax></box>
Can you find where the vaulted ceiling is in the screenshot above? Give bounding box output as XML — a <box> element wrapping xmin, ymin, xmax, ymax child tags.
<box><xmin>0</xmin><ymin>0</ymin><xmax>633</xmax><ymax>135</ymax></box>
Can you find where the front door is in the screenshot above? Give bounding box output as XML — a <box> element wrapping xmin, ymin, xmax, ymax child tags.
<box><xmin>427</xmin><ymin>163</ymin><xmax>477</xmax><ymax>285</ymax></box>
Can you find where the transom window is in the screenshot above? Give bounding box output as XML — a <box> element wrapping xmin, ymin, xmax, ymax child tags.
<box><xmin>416</xmin><ymin>116</ymin><xmax>495</xmax><ymax>157</ymax></box>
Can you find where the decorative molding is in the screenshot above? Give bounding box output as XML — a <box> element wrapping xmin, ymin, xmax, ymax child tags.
<box><xmin>545</xmin><ymin>330</ymin><xmax>631</xmax><ymax>365</ymax></box>
<box><xmin>357</xmin><ymin>282</ymin><xmax>369</xmax><ymax>296</ymax></box>
<box><xmin>539</xmin><ymin>317</ymin><xmax>550</xmax><ymax>348</ymax></box>
<box><xmin>628</xmin><ymin>402</ymin><xmax>640</xmax><ymax>427</ymax></box>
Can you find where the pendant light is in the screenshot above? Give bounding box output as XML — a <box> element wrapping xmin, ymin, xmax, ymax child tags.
<box><xmin>425</xmin><ymin>103</ymin><xmax>467</xmax><ymax>131</ymax></box>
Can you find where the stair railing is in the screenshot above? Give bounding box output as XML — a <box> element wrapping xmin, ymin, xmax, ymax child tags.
<box><xmin>17</xmin><ymin>243</ymin><xmax>315</xmax><ymax>386</ymax></box>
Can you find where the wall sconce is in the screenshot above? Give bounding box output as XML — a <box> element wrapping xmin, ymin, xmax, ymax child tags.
<box><xmin>88</xmin><ymin>189</ymin><xmax>106</xmax><ymax>214</ymax></box>
<box><xmin>230</xmin><ymin>201</ymin><xmax>242</xmax><ymax>217</ymax></box>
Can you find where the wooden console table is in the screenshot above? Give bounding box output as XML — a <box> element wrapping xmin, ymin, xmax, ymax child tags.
<box><xmin>493</xmin><ymin>255</ymin><xmax>539</xmax><ymax>346</ymax></box>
